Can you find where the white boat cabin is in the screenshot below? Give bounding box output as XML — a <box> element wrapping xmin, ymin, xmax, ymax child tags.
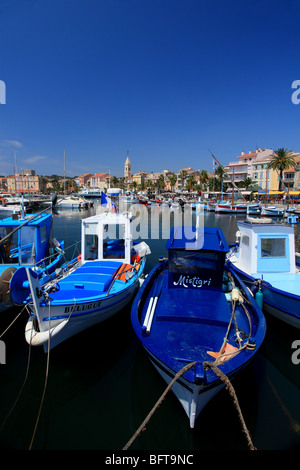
<box><xmin>81</xmin><ymin>212</ymin><xmax>134</xmax><ymax>265</ymax></box>
<box><xmin>234</xmin><ymin>218</ymin><xmax>296</xmax><ymax>276</ymax></box>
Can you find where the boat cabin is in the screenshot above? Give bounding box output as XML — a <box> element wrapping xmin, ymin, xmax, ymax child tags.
<box><xmin>166</xmin><ymin>226</ymin><xmax>229</xmax><ymax>290</ymax></box>
<box><xmin>81</xmin><ymin>212</ymin><xmax>134</xmax><ymax>265</ymax></box>
<box><xmin>235</xmin><ymin>219</ymin><xmax>296</xmax><ymax>275</ymax></box>
<box><xmin>0</xmin><ymin>213</ymin><xmax>54</xmax><ymax>266</ymax></box>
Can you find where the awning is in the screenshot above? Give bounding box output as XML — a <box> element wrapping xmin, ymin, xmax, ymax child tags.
<box><xmin>253</xmin><ymin>191</ymin><xmax>285</xmax><ymax>195</ymax></box>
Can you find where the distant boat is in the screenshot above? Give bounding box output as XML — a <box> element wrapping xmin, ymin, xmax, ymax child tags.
<box><xmin>260</xmin><ymin>205</ymin><xmax>284</xmax><ymax>217</ymax></box>
<box><xmin>25</xmin><ymin>211</ymin><xmax>151</xmax><ymax>351</ymax></box>
<box><xmin>215</xmin><ymin>202</ymin><xmax>247</xmax><ymax>214</ymax></box>
<box><xmin>0</xmin><ymin>211</ymin><xmax>65</xmax><ymax>312</ymax></box>
<box><xmin>131</xmin><ymin>225</ymin><xmax>266</xmax><ymax>428</ymax></box>
<box><xmin>227</xmin><ymin>217</ymin><xmax>300</xmax><ymax>328</ymax></box>
<box><xmin>53</xmin><ymin>195</ymin><xmax>92</xmax><ymax>209</ymax></box>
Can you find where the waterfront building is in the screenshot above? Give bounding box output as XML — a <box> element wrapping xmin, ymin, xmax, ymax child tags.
<box><xmin>7</xmin><ymin>171</ymin><xmax>43</xmax><ymax>194</ymax></box>
<box><xmin>250</xmin><ymin>155</ymin><xmax>279</xmax><ymax>191</ymax></box>
<box><xmin>282</xmin><ymin>153</ymin><xmax>300</xmax><ymax>192</ymax></box>
<box><xmin>224</xmin><ymin>148</ymin><xmax>274</xmax><ymax>186</ymax></box>
<box><xmin>78</xmin><ymin>173</ymin><xmax>92</xmax><ymax>187</ymax></box>
<box><xmin>89</xmin><ymin>172</ymin><xmax>110</xmax><ymax>190</ymax></box>
<box><xmin>133</xmin><ymin>171</ymin><xmax>148</xmax><ymax>188</ymax></box>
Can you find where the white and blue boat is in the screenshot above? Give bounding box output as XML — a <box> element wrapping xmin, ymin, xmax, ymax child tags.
<box><xmin>260</xmin><ymin>205</ymin><xmax>284</xmax><ymax>217</ymax></box>
<box><xmin>131</xmin><ymin>225</ymin><xmax>266</xmax><ymax>428</ymax></box>
<box><xmin>227</xmin><ymin>217</ymin><xmax>300</xmax><ymax>328</ymax></box>
<box><xmin>0</xmin><ymin>211</ymin><xmax>65</xmax><ymax>312</ymax></box>
<box><xmin>25</xmin><ymin>211</ymin><xmax>151</xmax><ymax>351</ymax></box>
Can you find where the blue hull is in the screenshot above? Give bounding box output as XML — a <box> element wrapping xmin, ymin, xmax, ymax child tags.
<box><xmin>228</xmin><ymin>262</ymin><xmax>300</xmax><ymax>328</ymax></box>
<box><xmin>131</xmin><ymin>260</ymin><xmax>266</xmax><ymax>427</ymax></box>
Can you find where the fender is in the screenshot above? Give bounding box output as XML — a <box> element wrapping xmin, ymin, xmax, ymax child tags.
<box><xmin>25</xmin><ymin>317</ymin><xmax>69</xmax><ymax>346</ymax></box>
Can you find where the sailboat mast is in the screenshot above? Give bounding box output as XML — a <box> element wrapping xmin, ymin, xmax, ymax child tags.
<box><xmin>64</xmin><ymin>150</ymin><xmax>66</xmax><ymax>195</ymax></box>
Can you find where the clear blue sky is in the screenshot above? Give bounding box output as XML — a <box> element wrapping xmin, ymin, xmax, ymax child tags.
<box><xmin>0</xmin><ymin>0</ymin><xmax>300</xmax><ymax>177</ymax></box>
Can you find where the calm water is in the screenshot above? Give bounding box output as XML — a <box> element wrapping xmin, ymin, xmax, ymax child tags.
<box><xmin>0</xmin><ymin>201</ymin><xmax>300</xmax><ymax>451</ymax></box>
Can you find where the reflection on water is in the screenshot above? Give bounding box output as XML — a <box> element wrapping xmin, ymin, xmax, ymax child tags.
<box><xmin>0</xmin><ymin>202</ymin><xmax>300</xmax><ymax>450</ymax></box>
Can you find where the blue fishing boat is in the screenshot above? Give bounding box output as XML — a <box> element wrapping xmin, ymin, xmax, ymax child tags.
<box><xmin>227</xmin><ymin>217</ymin><xmax>300</xmax><ymax>328</ymax></box>
<box><xmin>0</xmin><ymin>211</ymin><xmax>65</xmax><ymax>312</ymax></box>
<box><xmin>131</xmin><ymin>225</ymin><xmax>266</xmax><ymax>428</ymax></box>
<box><xmin>25</xmin><ymin>211</ymin><xmax>151</xmax><ymax>351</ymax></box>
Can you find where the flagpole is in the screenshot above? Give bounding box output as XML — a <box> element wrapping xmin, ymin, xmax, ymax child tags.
<box><xmin>208</xmin><ymin>149</ymin><xmax>246</xmax><ymax>202</ymax></box>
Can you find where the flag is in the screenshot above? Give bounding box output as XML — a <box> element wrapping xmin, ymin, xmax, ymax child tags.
<box><xmin>213</xmin><ymin>157</ymin><xmax>219</xmax><ymax>171</ymax></box>
<box><xmin>101</xmin><ymin>192</ymin><xmax>118</xmax><ymax>212</ymax></box>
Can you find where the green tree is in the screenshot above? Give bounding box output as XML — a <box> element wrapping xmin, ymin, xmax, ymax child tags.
<box><xmin>156</xmin><ymin>174</ymin><xmax>165</xmax><ymax>193</ymax></box>
<box><xmin>186</xmin><ymin>175</ymin><xmax>196</xmax><ymax>192</ymax></box>
<box><xmin>179</xmin><ymin>170</ymin><xmax>187</xmax><ymax>189</ymax></box>
<box><xmin>267</xmin><ymin>148</ymin><xmax>296</xmax><ymax>190</ymax></box>
<box><xmin>169</xmin><ymin>173</ymin><xmax>177</xmax><ymax>192</ymax></box>
<box><xmin>199</xmin><ymin>170</ymin><xmax>209</xmax><ymax>190</ymax></box>
<box><xmin>242</xmin><ymin>177</ymin><xmax>254</xmax><ymax>190</ymax></box>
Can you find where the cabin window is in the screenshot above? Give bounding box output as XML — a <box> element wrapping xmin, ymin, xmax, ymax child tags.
<box><xmin>85</xmin><ymin>234</ymin><xmax>98</xmax><ymax>260</ymax></box>
<box><xmin>103</xmin><ymin>223</ymin><xmax>126</xmax><ymax>259</ymax></box>
<box><xmin>241</xmin><ymin>235</ymin><xmax>249</xmax><ymax>246</ymax></box>
<box><xmin>261</xmin><ymin>238</ymin><xmax>286</xmax><ymax>258</ymax></box>
<box><xmin>40</xmin><ymin>225</ymin><xmax>47</xmax><ymax>244</ymax></box>
<box><xmin>19</xmin><ymin>226</ymin><xmax>36</xmax><ymax>264</ymax></box>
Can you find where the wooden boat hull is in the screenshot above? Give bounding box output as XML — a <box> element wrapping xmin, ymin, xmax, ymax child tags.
<box><xmin>131</xmin><ymin>260</ymin><xmax>266</xmax><ymax>428</ymax></box>
<box><xmin>215</xmin><ymin>204</ymin><xmax>247</xmax><ymax>214</ymax></box>
<box><xmin>26</xmin><ymin>259</ymin><xmax>146</xmax><ymax>351</ymax></box>
<box><xmin>227</xmin><ymin>262</ymin><xmax>300</xmax><ymax>328</ymax></box>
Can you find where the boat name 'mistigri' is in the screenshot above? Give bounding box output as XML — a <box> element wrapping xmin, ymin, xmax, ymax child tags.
<box><xmin>173</xmin><ymin>275</ymin><xmax>212</xmax><ymax>288</ymax></box>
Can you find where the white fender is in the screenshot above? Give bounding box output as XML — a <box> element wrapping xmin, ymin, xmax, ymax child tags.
<box><xmin>25</xmin><ymin>317</ymin><xmax>69</xmax><ymax>346</ymax></box>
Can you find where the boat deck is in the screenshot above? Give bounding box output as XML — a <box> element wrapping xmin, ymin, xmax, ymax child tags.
<box><xmin>252</xmin><ymin>271</ymin><xmax>300</xmax><ymax>296</ymax></box>
<box><xmin>142</xmin><ymin>271</ymin><xmax>254</xmax><ymax>378</ymax></box>
<box><xmin>48</xmin><ymin>260</ymin><xmax>123</xmax><ymax>302</ymax></box>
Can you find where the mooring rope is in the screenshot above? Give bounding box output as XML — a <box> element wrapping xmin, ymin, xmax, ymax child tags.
<box><xmin>0</xmin><ymin>303</ymin><xmax>29</xmax><ymax>338</ymax></box>
<box><xmin>203</xmin><ymin>360</ymin><xmax>256</xmax><ymax>450</ymax></box>
<box><xmin>123</xmin><ymin>357</ymin><xmax>256</xmax><ymax>451</ymax></box>
<box><xmin>122</xmin><ymin>361</ymin><xmax>196</xmax><ymax>450</ymax></box>
<box><xmin>29</xmin><ymin>302</ymin><xmax>52</xmax><ymax>450</ymax></box>
<box><xmin>0</xmin><ymin>304</ymin><xmax>34</xmax><ymax>433</ymax></box>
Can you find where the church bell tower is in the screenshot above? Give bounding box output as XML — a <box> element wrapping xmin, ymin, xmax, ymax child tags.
<box><xmin>124</xmin><ymin>152</ymin><xmax>131</xmax><ymax>179</ymax></box>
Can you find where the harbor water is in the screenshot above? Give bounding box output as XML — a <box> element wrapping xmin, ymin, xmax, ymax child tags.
<box><xmin>0</xmin><ymin>201</ymin><xmax>300</xmax><ymax>451</ymax></box>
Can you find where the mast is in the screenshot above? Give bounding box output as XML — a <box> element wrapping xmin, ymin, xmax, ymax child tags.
<box><xmin>209</xmin><ymin>150</ymin><xmax>246</xmax><ymax>202</ymax></box>
<box><xmin>64</xmin><ymin>149</ymin><xmax>66</xmax><ymax>195</ymax></box>
<box><xmin>232</xmin><ymin>166</ymin><xmax>234</xmax><ymax>205</ymax></box>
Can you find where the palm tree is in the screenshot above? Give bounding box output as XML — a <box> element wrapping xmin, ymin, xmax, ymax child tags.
<box><xmin>199</xmin><ymin>170</ymin><xmax>209</xmax><ymax>191</ymax></box>
<box><xmin>169</xmin><ymin>173</ymin><xmax>177</xmax><ymax>192</ymax></box>
<box><xmin>267</xmin><ymin>148</ymin><xmax>296</xmax><ymax>190</ymax></box>
<box><xmin>156</xmin><ymin>174</ymin><xmax>165</xmax><ymax>193</ymax></box>
<box><xmin>186</xmin><ymin>175</ymin><xmax>196</xmax><ymax>192</ymax></box>
<box><xmin>243</xmin><ymin>177</ymin><xmax>254</xmax><ymax>190</ymax></box>
<box><xmin>179</xmin><ymin>170</ymin><xmax>187</xmax><ymax>190</ymax></box>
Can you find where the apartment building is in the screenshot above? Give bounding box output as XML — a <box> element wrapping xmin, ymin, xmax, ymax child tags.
<box><xmin>7</xmin><ymin>171</ymin><xmax>43</xmax><ymax>193</ymax></box>
<box><xmin>250</xmin><ymin>155</ymin><xmax>279</xmax><ymax>191</ymax></box>
<box><xmin>282</xmin><ymin>153</ymin><xmax>300</xmax><ymax>191</ymax></box>
<box><xmin>89</xmin><ymin>172</ymin><xmax>110</xmax><ymax>190</ymax></box>
<box><xmin>224</xmin><ymin>148</ymin><xmax>274</xmax><ymax>186</ymax></box>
